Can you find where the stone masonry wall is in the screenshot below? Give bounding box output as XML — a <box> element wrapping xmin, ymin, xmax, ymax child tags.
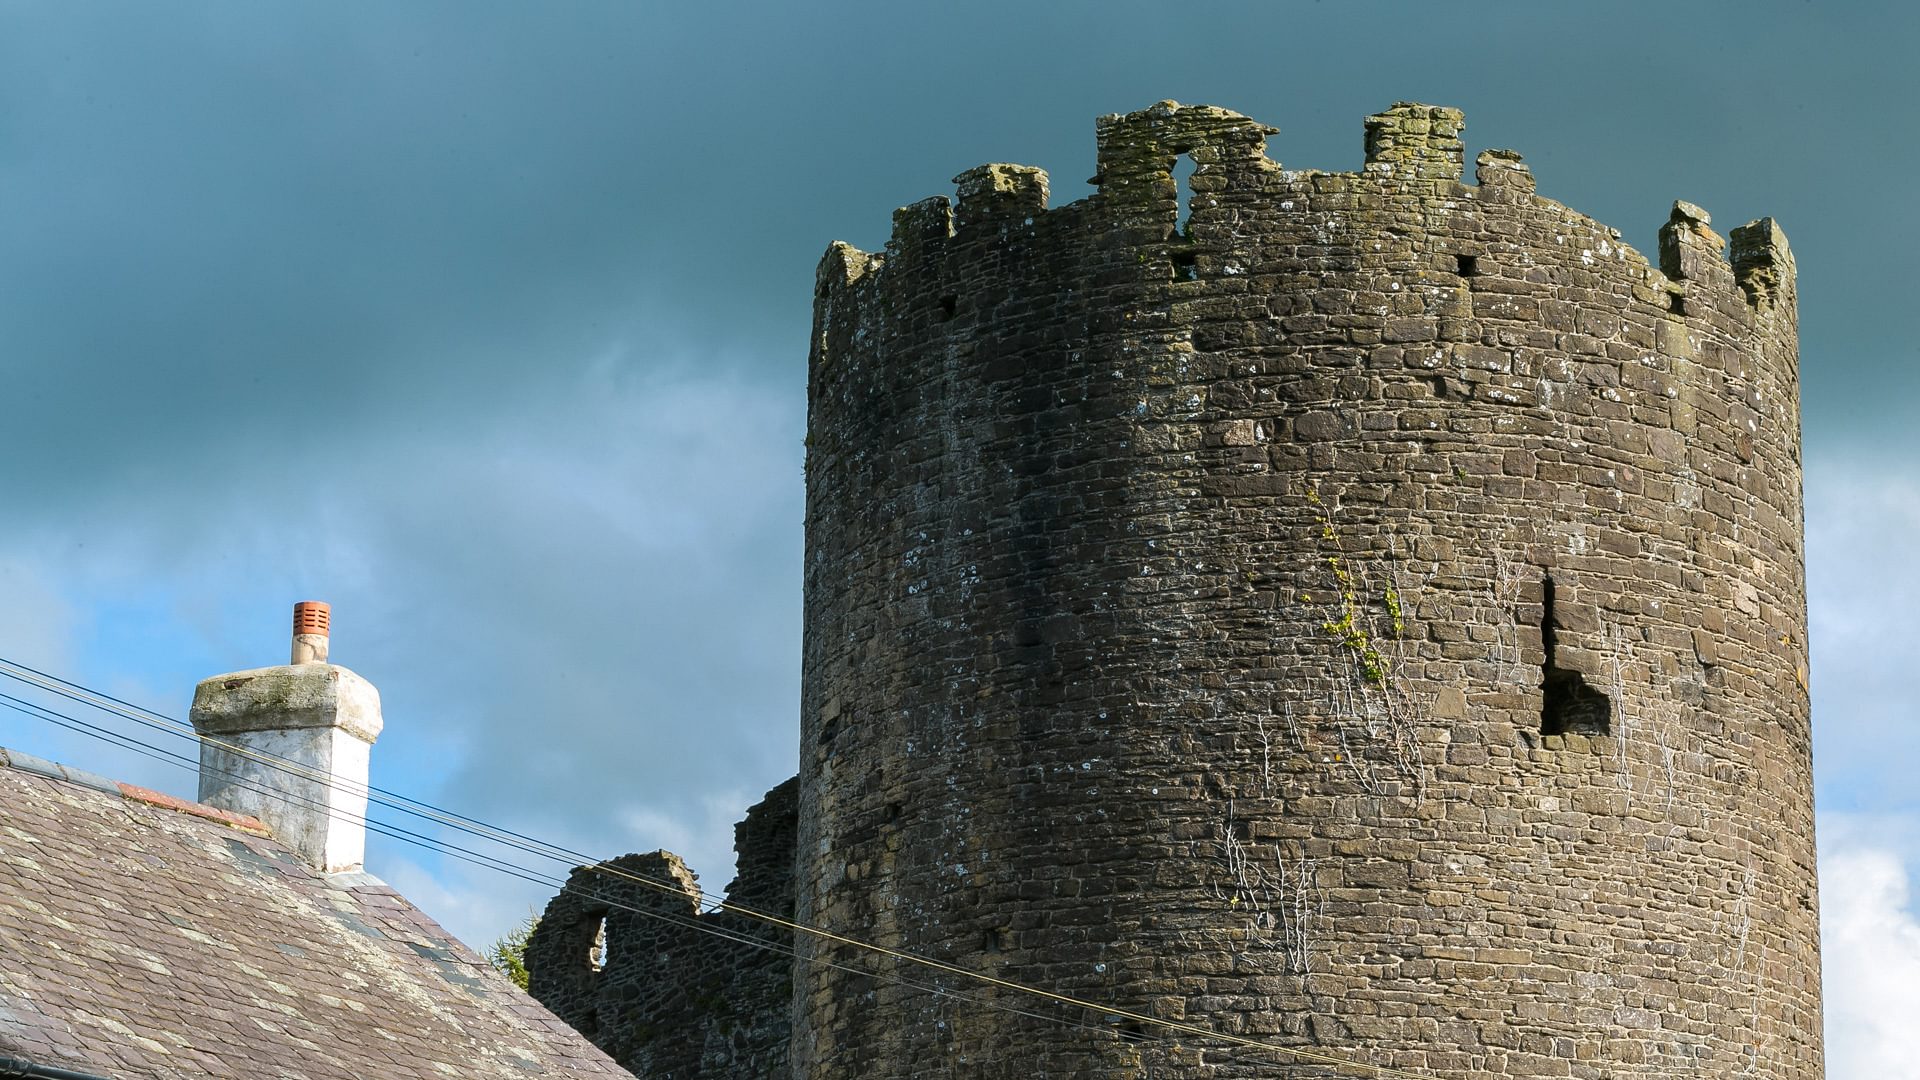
<box><xmin>528</xmin><ymin>778</ymin><xmax>797</xmax><ymax>1078</ymax></box>
<box><xmin>797</xmin><ymin>102</ymin><xmax>1816</xmax><ymax>1079</ymax></box>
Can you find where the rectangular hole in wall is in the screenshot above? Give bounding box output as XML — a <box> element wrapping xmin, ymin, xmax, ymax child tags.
<box><xmin>1456</xmin><ymin>254</ymin><xmax>1479</xmax><ymax>277</ymax></box>
<box><xmin>1539</xmin><ymin>574</ymin><xmax>1612</xmax><ymax>737</ymax></box>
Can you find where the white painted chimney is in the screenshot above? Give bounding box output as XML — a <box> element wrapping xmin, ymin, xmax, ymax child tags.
<box><xmin>189</xmin><ymin>602</ymin><xmax>382</xmax><ymax>873</ymax></box>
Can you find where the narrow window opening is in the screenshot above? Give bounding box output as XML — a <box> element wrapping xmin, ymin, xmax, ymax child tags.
<box><xmin>1540</xmin><ymin>574</ymin><xmax>1611</xmax><ymax>736</ymax></box>
<box><xmin>1170</xmin><ymin>248</ymin><xmax>1198</xmax><ymax>282</ymax></box>
<box><xmin>938</xmin><ymin>295</ymin><xmax>957</xmax><ymax>321</ymax></box>
<box><xmin>817</xmin><ymin>716</ymin><xmax>840</xmax><ymax>747</ymax></box>
<box><xmin>1456</xmin><ymin>254</ymin><xmax>1479</xmax><ymax>277</ymax></box>
<box><xmin>589</xmin><ymin>915</ymin><xmax>609</xmax><ymax>972</ymax></box>
<box><xmin>1430</xmin><ymin>375</ymin><xmax>1448</xmax><ymax>400</ymax></box>
<box><xmin>1668</xmin><ymin>291</ymin><xmax>1688</xmax><ymax>316</ymax></box>
<box><xmin>1116</xmin><ymin>1019</ymin><xmax>1147</xmax><ymax>1044</ymax></box>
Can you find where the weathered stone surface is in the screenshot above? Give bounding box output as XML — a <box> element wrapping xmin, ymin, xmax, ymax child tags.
<box><xmin>190</xmin><ymin>663</ymin><xmax>382</xmax><ymax>740</ymax></box>
<box><xmin>526</xmin><ymin>779</ymin><xmax>797</xmax><ymax>1079</ymax></box>
<box><xmin>795</xmin><ymin>99</ymin><xmax>1815</xmax><ymax>1079</ymax></box>
<box><xmin>190</xmin><ymin>663</ymin><xmax>383</xmax><ymax>873</ymax></box>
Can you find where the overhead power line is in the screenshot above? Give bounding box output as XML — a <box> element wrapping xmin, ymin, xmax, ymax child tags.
<box><xmin>0</xmin><ymin>656</ymin><xmax>1438</xmax><ymax>1080</ymax></box>
<box><xmin>0</xmin><ymin>691</ymin><xmax>1187</xmax><ymax>1060</ymax></box>
<box><xmin>0</xmin><ymin>691</ymin><xmax>1157</xmax><ymax>1055</ymax></box>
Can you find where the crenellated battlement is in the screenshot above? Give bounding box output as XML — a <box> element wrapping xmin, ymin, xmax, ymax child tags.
<box><xmin>1091</xmin><ymin>100</ymin><xmax>1278</xmax><ymax>200</ymax></box>
<box><xmin>822</xmin><ymin>101</ymin><xmax>1793</xmax><ymax>347</ymax></box>
<box><xmin>1474</xmin><ymin>147</ymin><xmax>1535</xmax><ymax>193</ymax></box>
<box><xmin>1732</xmin><ymin>216</ymin><xmax>1796</xmax><ymax>314</ymax></box>
<box><xmin>1363</xmin><ymin>102</ymin><xmax>1467</xmax><ymax>180</ymax></box>
<box><xmin>952</xmin><ymin>163</ymin><xmax>1049</xmax><ymax>229</ymax></box>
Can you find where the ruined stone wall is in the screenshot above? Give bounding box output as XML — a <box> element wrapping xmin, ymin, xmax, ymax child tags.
<box><xmin>528</xmin><ymin>779</ymin><xmax>797</xmax><ymax>1078</ymax></box>
<box><xmin>798</xmin><ymin>102</ymin><xmax>1816</xmax><ymax>1079</ymax></box>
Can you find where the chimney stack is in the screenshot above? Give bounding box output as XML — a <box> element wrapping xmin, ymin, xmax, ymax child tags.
<box><xmin>189</xmin><ymin>602</ymin><xmax>382</xmax><ymax>873</ymax></box>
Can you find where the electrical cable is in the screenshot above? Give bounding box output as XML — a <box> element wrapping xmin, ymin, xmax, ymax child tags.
<box><xmin>0</xmin><ymin>660</ymin><xmax>1412</xmax><ymax>1076</ymax></box>
<box><xmin>0</xmin><ymin>657</ymin><xmax>1436</xmax><ymax>1078</ymax></box>
<box><xmin>0</xmin><ymin>694</ymin><xmax>1183</xmax><ymax>1056</ymax></box>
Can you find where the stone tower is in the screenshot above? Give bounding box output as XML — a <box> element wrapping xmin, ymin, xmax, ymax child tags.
<box><xmin>797</xmin><ymin>101</ymin><xmax>1817</xmax><ymax>1078</ymax></box>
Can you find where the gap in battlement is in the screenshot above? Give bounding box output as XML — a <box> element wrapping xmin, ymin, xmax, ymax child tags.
<box><xmin>1460</xmin><ymin>134</ymin><xmax>1491</xmax><ymax>186</ymax></box>
<box><xmin>1174</xmin><ymin>154</ymin><xmax>1197</xmax><ymax>237</ymax></box>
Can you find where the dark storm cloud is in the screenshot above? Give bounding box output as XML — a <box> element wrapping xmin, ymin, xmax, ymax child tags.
<box><xmin>1</xmin><ymin>0</ymin><xmax>1916</xmax><ymax>951</ymax></box>
<box><xmin>4</xmin><ymin>1</ymin><xmax>1913</xmax><ymax>482</ymax></box>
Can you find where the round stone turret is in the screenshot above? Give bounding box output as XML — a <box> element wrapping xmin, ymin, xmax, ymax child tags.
<box><xmin>797</xmin><ymin>101</ymin><xmax>1815</xmax><ymax>1079</ymax></box>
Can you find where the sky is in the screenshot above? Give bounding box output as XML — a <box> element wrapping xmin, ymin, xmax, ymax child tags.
<box><xmin>1</xmin><ymin>1</ymin><xmax>1915</xmax><ymax>1074</ymax></box>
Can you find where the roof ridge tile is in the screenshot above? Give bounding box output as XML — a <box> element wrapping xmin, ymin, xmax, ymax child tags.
<box><xmin>0</xmin><ymin>743</ymin><xmax>273</xmax><ymax>836</ymax></box>
<box><xmin>118</xmin><ymin>781</ymin><xmax>272</xmax><ymax>835</ymax></box>
<box><xmin>0</xmin><ymin>746</ymin><xmax>121</xmax><ymax>796</ymax></box>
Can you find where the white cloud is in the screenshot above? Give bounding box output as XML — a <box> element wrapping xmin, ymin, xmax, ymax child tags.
<box><xmin>614</xmin><ymin>785</ymin><xmax>759</xmax><ymax>898</ymax></box>
<box><xmin>0</xmin><ymin>554</ymin><xmax>76</xmax><ymax>673</ymax></box>
<box><xmin>1820</xmin><ymin>821</ymin><xmax>1920</xmax><ymax>1080</ymax></box>
<box><xmin>376</xmin><ymin>848</ymin><xmax>548</xmax><ymax>956</ymax></box>
<box><xmin>1805</xmin><ymin>452</ymin><xmax>1920</xmax><ymax>805</ymax></box>
<box><xmin>1806</xmin><ymin>452</ymin><xmax>1920</xmax><ymax>1079</ymax></box>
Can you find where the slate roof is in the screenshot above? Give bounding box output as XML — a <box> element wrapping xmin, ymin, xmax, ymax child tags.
<box><xmin>0</xmin><ymin>746</ymin><xmax>632</xmax><ymax>1079</ymax></box>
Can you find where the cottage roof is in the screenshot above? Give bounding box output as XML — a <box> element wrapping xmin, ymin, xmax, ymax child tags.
<box><xmin>0</xmin><ymin>745</ymin><xmax>630</xmax><ymax>1079</ymax></box>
